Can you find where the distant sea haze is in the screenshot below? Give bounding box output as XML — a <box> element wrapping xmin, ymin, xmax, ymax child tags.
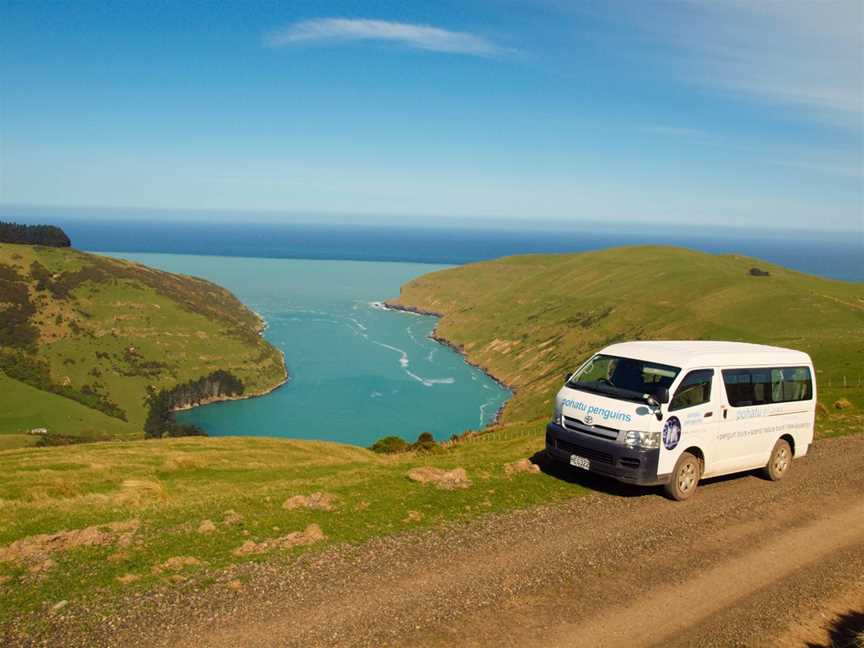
<box><xmin>2</xmin><ymin>207</ymin><xmax>862</xmax><ymax>282</ymax></box>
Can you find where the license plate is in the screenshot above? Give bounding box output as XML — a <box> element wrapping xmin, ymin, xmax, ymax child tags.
<box><xmin>570</xmin><ymin>455</ymin><xmax>590</xmax><ymax>470</ymax></box>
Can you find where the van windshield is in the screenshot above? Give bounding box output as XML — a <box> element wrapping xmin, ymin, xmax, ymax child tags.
<box><xmin>566</xmin><ymin>354</ymin><xmax>680</xmax><ymax>402</ymax></box>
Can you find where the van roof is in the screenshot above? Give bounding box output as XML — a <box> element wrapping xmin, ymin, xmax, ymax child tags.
<box><xmin>600</xmin><ymin>341</ymin><xmax>812</xmax><ymax>368</ymax></box>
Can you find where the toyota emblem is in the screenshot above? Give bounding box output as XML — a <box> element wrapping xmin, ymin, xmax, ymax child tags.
<box><xmin>584</xmin><ymin>414</ymin><xmax>594</xmax><ymax>425</ymax></box>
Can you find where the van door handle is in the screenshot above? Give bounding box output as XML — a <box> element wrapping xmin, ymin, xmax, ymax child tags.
<box><xmin>704</xmin><ymin>411</ymin><xmax>713</xmax><ymax>418</ymax></box>
<box><xmin>722</xmin><ymin>409</ymin><xmax>728</xmax><ymax>419</ymax></box>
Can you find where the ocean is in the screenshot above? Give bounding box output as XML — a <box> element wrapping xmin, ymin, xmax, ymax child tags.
<box><xmin>2</xmin><ymin>206</ymin><xmax>862</xmax><ymax>281</ymax></box>
<box><xmin>104</xmin><ymin>252</ymin><xmax>511</xmax><ymax>447</ymax></box>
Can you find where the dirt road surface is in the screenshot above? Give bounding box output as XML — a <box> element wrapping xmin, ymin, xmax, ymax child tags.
<box><xmin>14</xmin><ymin>435</ymin><xmax>864</xmax><ymax>647</ymax></box>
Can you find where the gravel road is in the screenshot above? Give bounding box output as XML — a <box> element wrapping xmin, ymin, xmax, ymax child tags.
<box><xmin>13</xmin><ymin>435</ymin><xmax>864</xmax><ymax>647</ymax></box>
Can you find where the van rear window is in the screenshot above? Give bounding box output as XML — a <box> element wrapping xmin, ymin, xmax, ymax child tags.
<box><xmin>722</xmin><ymin>366</ymin><xmax>812</xmax><ymax>407</ymax></box>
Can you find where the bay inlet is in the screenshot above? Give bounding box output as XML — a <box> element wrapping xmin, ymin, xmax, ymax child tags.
<box><xmin>103</xmin><ymin>252</ymin><xmax>511</xmax><ymax>447</ymax></box>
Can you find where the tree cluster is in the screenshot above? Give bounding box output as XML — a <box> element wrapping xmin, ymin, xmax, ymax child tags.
<box><xmin>145</xmin><ymin>370</ymin><xmax>244</xmax><ymax>439</ymax></box>
<box><xmin>0</xmin><ymin>222</ymin><xmax>71</xmax><ymax>247</ymax></box>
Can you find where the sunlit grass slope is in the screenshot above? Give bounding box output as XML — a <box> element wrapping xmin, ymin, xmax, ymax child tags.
<box><xmin>0</xmin><ymin>427</ymin><xmax>573</xmax><ymax>625</ymax></box>
<box><xmin>0</xmin><ymin>374</ymin><xmax>139</xmax><ymax>450</ymax></box>
<box><xmin>390</xmin><ymin>246</ymin><xmax>864</xmax><ymax>430</ymax></box>
<box><xmin>0</xmin><ymin>243</ymin><xmax>286</xmax><ymax>446</ymax></box>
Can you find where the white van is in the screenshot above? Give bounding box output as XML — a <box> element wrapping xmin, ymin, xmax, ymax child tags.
<box><xmin>546</xmin><ymin>341</ymin><xmax>816</xmax><ymax>500</ymax></box>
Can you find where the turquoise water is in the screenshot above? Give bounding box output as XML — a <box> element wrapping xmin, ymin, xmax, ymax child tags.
<box><xmin>104</xmin><ymin>253</ymin><xmax>511</xmax><ymax>447</ymax></box>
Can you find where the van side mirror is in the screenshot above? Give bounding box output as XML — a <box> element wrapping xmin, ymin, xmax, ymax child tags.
<box><xmin>655</xmin><ymin>387</ymin><xmax>670</xmax><ymax>404</ymax></box>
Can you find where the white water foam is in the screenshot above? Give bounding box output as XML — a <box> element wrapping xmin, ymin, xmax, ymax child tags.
<box><xmin>369</xmin><ymin>301</ymin><xmax>421</xmax><ymax>316</ymax></box>
<box><xmin>406</xmin><ymin>371</ymin><xmax>455</xmax><ymax>388</ymax></box>
<box><xmin>372</xmin><ymin>340</ymin><xmax>454</xmax><ymax>387</ymax></box>
<box><xmin>479</xmin><ymin>396</ymin><xmax>500</xmax><ymax>426</ymax></box>
<box><xmin>372</xmin><ymin>340</ymin><xmax>410</xmax><ymax>368</ymax></box>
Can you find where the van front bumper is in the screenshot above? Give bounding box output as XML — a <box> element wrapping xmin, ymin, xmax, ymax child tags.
<box><xmin>545</xmin><ymin>422</ymin><xmax>668</xmax><ymax>486</ymax></box>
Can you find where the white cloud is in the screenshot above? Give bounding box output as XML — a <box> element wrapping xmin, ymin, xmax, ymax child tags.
<box><xmin>609</xmin><ymin>1</ymin><xmax>864</xmax><ymax>129</ymax></box>
<box><xmin>264</xmin><ymin>18</ymin><xmax>508</xmax><ymax>57</ymax></box>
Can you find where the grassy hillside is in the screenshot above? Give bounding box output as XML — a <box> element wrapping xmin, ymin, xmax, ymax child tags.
<box><xmin>390</xmin><ymin>246</ymin><xmax>864</xmax><ymax>430</ymax></box>
<box><xmin>0</xmin><ymin>427</ymin><xmax>569</xmax><ymax>628</ymax></box>
<box><xmin>0</xmin><ymin>243</ymin><xmax>286</xmax><ymax>446</ymax></box>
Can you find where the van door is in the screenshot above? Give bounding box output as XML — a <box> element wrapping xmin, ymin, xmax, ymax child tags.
<box><xmin>715</xmin><ymin>367</ymin><xmax>774</xmax><ymax>473</ymax></box>
<box><xmin>658</xmin><ymin>368</ymin><xmax>718</xmax><ymax>478</ymax></box>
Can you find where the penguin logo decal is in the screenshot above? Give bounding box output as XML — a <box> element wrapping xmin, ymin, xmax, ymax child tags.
<box><xmin>663</xmin><ymin>416</ymin><xmax>682</xmax><ymax>450</ymax></box>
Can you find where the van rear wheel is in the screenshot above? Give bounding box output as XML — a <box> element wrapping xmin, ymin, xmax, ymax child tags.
<box><xmin>664</xmin><ymin>451</ymin><xmax>701</xmax><ymax>501</ymax></box>
<box><xmin>764</xmin><ymin>439</ymin><xmax>792</xmax><ymax>481</ymax></box>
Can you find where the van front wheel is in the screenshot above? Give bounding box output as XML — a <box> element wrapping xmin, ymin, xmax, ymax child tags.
<box><xmin>664</xmin><ymin>451</ymin><xmax>701</xmax><ymax>501</ymax></box>
<box><xmin>764</xmin><ymin>439</ymin><xmax>792</xmax><ymax>481</ymax></box>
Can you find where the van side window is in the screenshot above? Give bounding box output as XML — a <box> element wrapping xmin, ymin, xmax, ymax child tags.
<box><xmin>669</xmin><ymin>369</ymin><xmax>714</xmax><ymax>411</ymax></box>
<box><xmin>722</xmin><ymin>366</ymin><xmax>812</xmax><ymax>407</ymax></box>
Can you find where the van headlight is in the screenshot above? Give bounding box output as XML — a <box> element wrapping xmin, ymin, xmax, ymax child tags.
<box><xmin>624</xmin><ymin>430</ymin><xmax>661</xmax><ymax>449</ymax></box>
<box><xmin>553</xmin><ymin>411</ymin><xmax>563</xmax><ymax>425</ymax></box>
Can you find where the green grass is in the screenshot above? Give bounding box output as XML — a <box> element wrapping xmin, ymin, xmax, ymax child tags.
<box><xmin>0</xmin><ymin>426</ymin><xmax>573</xmax><ymax>626</ymax></box>
<box><xmin>0</xmin><ymin>243</ymin><xmax>286</xmax><ymax>445</ymax></box>
<box><xmin>391</xmin><ymin>245</ymin><xmax>864</xmax><ymax>432</ymax></box>
<box><xmin>0</xmin><ymin>373</ymin><xmax>139</xmax><ymax>445</ymax></box>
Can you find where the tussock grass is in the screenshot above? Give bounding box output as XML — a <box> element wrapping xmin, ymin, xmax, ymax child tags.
<box><xmin>0</xmin><ymin>429</ymin><xmax>573</xmax><ymax>624</ymax></box>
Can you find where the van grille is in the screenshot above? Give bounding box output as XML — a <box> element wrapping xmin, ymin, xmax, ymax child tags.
<box><xmin>555</xmin><ymin>439</ymin><xmax>614</xmax><ymax>465</ymax></box>
<box><xmin>562</xmin><ymin>416</ymin><xmax>619</xmax><ymax>440</ymax></box>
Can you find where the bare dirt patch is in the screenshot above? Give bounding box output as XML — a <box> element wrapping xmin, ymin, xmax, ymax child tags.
<box><xmin>27</xmin><ymin>559</ymin><xmax>56</xmax><ymax>576</ymax></box>
<box><xmin>232</xmin><ymin>524</ymin><xmax>326</xmax><ymax>558</ymax></box>
<box><xmin>222</xmin><ymin>511</ymin><xmax>244</xmax><ymax>527</ymax></box>
<box><xmin>503</xmin><ymin>458</ymin><xmax>540</xmax><ymax>476</ymax></box>
<box><xmin>407</xmin><ymin>467</ymin><xmax>471</xmax><ymax>490</ymax></box>
<box><xmin>0</xmin><ymin>519</ymin><xmax>139</xmax><ymax>565</ymax></box>
<box><xmin>281</xmin><ymin>492</ymin><xmax>337</xmax><ymax>512</ymax></box>
<box><xmin>152</xmin><ymin>557</ymin><xmax>204</xmax><ymax>575</ymax></box>
<box><xmin>197</xmin><ymin>520</ymin><xmax>216</xmax><ymax>534</ymax></box>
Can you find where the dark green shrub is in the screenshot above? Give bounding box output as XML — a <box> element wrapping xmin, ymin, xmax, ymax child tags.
<box><xmin>370</xmin><ymin>435</ymin><xmax>409</xmax><ymax>454</ymax></box>
<box><xmin>411</xmin><ymin>431</ymin><xmax>438</xmax><ymax>452</ymax></box>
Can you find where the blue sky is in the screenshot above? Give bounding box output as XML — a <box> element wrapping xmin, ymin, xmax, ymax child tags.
<box><xmin>1</xmin><ymin>0</ymin><xmax>862</xmax><ymax>231</ymax></box>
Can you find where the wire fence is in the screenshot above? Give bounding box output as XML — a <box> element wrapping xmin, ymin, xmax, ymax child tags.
<box><xmin>456</xmin><ymin>425</ymin><xmax>545</xmax><ymax>445</ymax></box>
<box><xmin>825</xmin><ymin>376</ymin><xmax>862</xmax><ymax>389</ymax></box>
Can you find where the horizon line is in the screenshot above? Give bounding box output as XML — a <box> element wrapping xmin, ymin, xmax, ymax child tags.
<box><xmin>0</xmin><ymin>202</ymin><xmax>861</xmax><ymax>238</ymax></box>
